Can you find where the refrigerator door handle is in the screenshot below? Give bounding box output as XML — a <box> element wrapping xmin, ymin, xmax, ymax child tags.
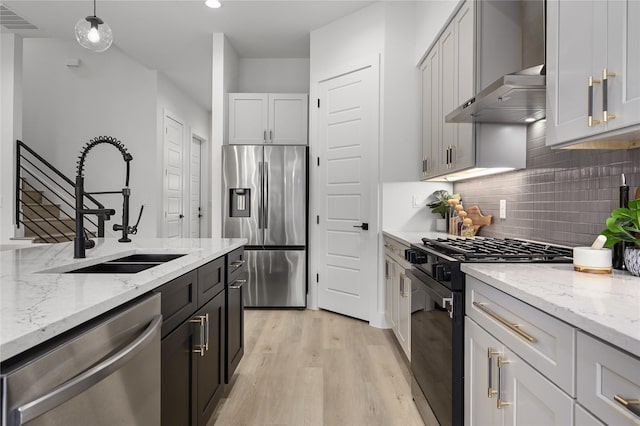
<box><xmin>264</xmin><ymin>162</ymin><xmax>269</xmax><ymax>229</ymax></box>
<box><xmin>258</xmin><ymin>161</ymin><xmax>263</xmax><ymax>229</ymax></box>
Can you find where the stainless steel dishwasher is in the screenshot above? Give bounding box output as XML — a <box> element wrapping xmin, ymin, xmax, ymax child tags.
<box><xmin>1</xmin><ymin>293</ymin><xmax>161</xmax><ymax>426</ymax></box>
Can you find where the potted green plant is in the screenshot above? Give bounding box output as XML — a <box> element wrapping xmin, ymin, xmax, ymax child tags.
<box><xmin>600</xmin><ymin>199</ymin><xmax>640</xmax><ymax>276</ymax></box>
<box><xmin>427</xmin><ymin>190</ymin><xmax>461</xmax><ymax>231</ymax></box>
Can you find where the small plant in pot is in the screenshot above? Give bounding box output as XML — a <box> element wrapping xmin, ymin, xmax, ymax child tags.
<box><xmin>427</xmin><ymin>190</ymin><xmax>461</xmax><ymax>232</ymax></box>
<box><xmin>600</xmin><ymin>199</ymin><xmax>640</xmax><ymax>276</ymax></box>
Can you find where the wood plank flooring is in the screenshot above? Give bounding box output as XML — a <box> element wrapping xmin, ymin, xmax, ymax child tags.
<box><xmin>210</xmin><ymin>309</ymin><xmax>426</xmax><ymax>426</ymax></box>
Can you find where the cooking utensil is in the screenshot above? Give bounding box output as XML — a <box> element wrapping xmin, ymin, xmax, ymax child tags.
<box><xmin>466</xmin><ymin>205</ymin><xmax>492</xmax><ymax>235</ymax></box>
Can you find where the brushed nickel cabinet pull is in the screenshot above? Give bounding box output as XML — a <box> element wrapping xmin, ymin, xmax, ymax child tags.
<box><xmin>229</xmin><ymin>279</ymin><xmax>246</xmax><ymax>289</ymax></box>
<box><xmin>473</xmin><ymin>301</ymin><xmax>537</xmax><ymax>343</ymax></box>
<box><xmin>588</xmin><ymin>76</ymin><xmax>601</xmax><ymax>127</ymax></box>
<box><xmin>602</xmin><ymin>69</ymin><xmax>617</xmax><ymax>123</ymax></box>
<box><xmin>263</xmin><ymin>130</ymin><xmax>267</xmax><ymax>143</ymax></box>
<box><xmin>189</xmin><ymin>315</ymin><xmax>207</xmax><ymax>356</ymax></box>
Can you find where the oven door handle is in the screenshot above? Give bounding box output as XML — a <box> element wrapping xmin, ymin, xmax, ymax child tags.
<box><xmin>406</xmin><ymin>269</ymin><xmax>454</xmax><ymax>318</ymax></box>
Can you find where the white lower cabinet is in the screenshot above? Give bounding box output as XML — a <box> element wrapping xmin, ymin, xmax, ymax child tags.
<box><xmin>575</xmin><ymin>404</ymin><xmax>606</xmax><ymax>426</ymax></box>
<box><xmin>465</xmin><ymin>318</ymin><xmax>574</xmax><ymax>426</ymax></box>
<box><xmin>383</xmin><ymin>235</ymin><xmax>411</xmax><ymax>360</ymax></box>
<box><xmin>577</xmin><ymin>332</ymin><xmax>640</xmax><ymax>426</ymax></box>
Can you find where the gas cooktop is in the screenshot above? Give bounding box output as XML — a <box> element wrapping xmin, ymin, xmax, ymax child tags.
<box><xmin>420</xmin><ymin>237</ymin><xmax>573</xmax><ymax>263</ymax></box>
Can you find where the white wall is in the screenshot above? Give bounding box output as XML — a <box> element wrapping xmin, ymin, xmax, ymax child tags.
<box><xmin>382</xmin><ymin>182</ymin><xmax>453</xmax><ymax>231</ymax></box>
<box><xmin>0</xmin><ymin>33</ymin><xmax>23</xmax><ymax>244</ymax></box>
<box><xmin>21</xmin><ymin>38</ymin><xmax>158</xmax><ymax>237</ymax></box>
<box><xmin>381</xmin><ymin>2</ymin><xmax>422</xmax><ymax>182</ymax></box>
<box><xmin>238</xmin><ymin>58</ymin><xmax>309</xmax><ymax>93</ymax></box>
<box><xmin>211</xmin><ymin>33</ymin><xmax>239</xmax><ymax>238</ymax></box>
<box><xmin>414</xmin><ymin>0</ymin><xmax>460</xmax><ymax>64</ymax></box>
<box><xmin>157</xmin><ymin>73</ymin><xmax>212</xmax><ymax>237</ymax></box>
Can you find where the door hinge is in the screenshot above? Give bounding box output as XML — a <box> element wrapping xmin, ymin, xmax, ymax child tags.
<box><xmin>316</xmin><ymin>273</ymin><xmax>319</xmax><ymax>283</ymax></box>
<box><xmin>317</xmin><ymin>99</ymin><xmax>320</xmax><ymax>108</ymax></box>
<box><xmin>316</xmin><ymin>215</ymin><xmax>319</xmax><ymax>225</ymax></box>
<box><xmin>317</xmin><ymin>157</ymin><xmax>320</xmax><ymax>166</ymax></box>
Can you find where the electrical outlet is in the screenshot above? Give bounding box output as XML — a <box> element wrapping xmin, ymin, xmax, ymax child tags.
<box><xmin>412</xmin><ymin>195</ymin><xmax>422</xmax><ymax>209</ymax></box>
<box><xmin>499</xmin><ymin>200</ymin><xmax>507</xmax><ymax>219</ymax></box>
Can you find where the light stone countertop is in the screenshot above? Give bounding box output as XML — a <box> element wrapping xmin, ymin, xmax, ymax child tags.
<box><xmin>462</xmin><ymin>263</ymin><xmax>640</xmax><ymax>358</ymax></box>
<box><xmin>0</xmin><ymin>237</ymin><xmax>246</xmax><ymax>361</ymax></box>
<box><xmin>383</xmin><ymin>230</ymin><xmax>448</xmax><ymax>246</ymax></box>
<box><xmin>383</xmin><ymin>229</ymin><xmax>640</xmax><ymax>357</ymax></box>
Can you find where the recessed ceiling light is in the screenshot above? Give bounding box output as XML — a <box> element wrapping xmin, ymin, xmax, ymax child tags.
<box><xmin>205</xmin><ymin>0</ymin><xmax>222</xmax><ymax>8</ymax></box>
<box><xmin>524</xmin><ymin>117</ymin><xmax>536</xmax><ymax>123</ymax></box>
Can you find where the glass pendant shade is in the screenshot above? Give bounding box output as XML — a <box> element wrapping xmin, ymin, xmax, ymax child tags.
<box><xmin>75</xmin><ymin>15</ymin><xmax>112</xmax><ymax>52</ymax></box>
<box><xmin>205</xmin><ymin>0</ymin><xmax>222</xmax><ymax>8</ymax></box>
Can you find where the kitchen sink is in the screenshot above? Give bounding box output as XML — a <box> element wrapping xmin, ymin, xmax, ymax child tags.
<box><xmin>109</xmin><ymin>254</ymin><xmax>186</xmax><ymax>263</ymax></box>
<box><xmin>64</xmin><ymin>253</ymin><xmax>186</xmax><ymax>274</ymax></box>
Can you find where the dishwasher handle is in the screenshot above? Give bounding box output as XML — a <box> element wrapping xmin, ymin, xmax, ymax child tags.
<box><xmin>10</xmin><ymin>314</ymin><xmax>162</xmax><ymax>426</ymax></box>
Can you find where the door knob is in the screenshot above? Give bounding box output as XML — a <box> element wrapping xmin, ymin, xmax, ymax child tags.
<box><xmin>353</xmin><ymin>223</ymin><xmax>369</xmax><ymax>230</ymax></box>
<box><xmin>179</xmin><ymin>214</ymin><xmax>184</xmax><ymax>219</ymax></box>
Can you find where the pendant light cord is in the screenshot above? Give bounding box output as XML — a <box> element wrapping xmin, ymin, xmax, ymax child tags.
<box><xmin>93</xmin><ymin>0</ymin><xmax>96</xmax><ymax>17</ymax></box>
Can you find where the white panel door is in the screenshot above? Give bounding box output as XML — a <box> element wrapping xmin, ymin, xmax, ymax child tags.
<box><xmin>164</xmin><ymin>114</ymin><xmax>185</xmax><ymax>238</ymax></box>
<box><xmin>317</xmin><ymin>63</ymin><xmax>379</xmax><ymax>321</ymax></box>
<box><xmin>189</xmin><ymin>136</ymin><xmax>202</xmax><ymax>238</ymax></box>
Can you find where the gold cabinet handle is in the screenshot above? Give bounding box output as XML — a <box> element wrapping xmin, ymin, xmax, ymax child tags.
<box><xmin>229</xmin><ymin>279</ymin><xmax>246</xmax><ymax>289</ymax></box>
<box><xmin>588</xmin><ymin>76</ymin><xmax>601</xmax><ymax>127</ymax></box>
<box><xmin>487</xmin><ymin>347</ymin><xmax>501</xmax><ymax>398</ymax></box>
<box><xmin>472</xmin><ymin>301</ymin><xmax>537</xmax><ymax>343</ymax></box>
<box><xmin>602</xmin><ymin>68</ymin><xmax>617</xmax><ymax>123</ymax></box>
<box><xmin>230</xmin><ymin>260</ymin><xmax>245</xmax><ymax>268</ymax></box>
<box><xmin>614</xmin><ymin>395</ymin><xmax>640</xmax><ymax>418</ymax></box>
<box><xmin>497</xmin><ymin>356</ymin><xmax>511</xmax><ymax>409</ymax></box>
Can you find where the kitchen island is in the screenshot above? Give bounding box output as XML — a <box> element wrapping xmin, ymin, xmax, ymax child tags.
<box><xmin>0</xmin><ymin>237</ymin><xmax>246</xmax><ymax>361</ymax></box>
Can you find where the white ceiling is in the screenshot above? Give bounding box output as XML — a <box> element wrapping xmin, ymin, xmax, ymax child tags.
<box><xmin>2</xmin><ymin>0</ymin><xmax>375</xmax><ymax>109</ymax></box>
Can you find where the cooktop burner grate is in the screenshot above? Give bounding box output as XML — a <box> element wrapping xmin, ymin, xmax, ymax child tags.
<box><xmin>421</xmin><ymin>237</ymin><xmax>573</xmax><ymax>262</ymax></box>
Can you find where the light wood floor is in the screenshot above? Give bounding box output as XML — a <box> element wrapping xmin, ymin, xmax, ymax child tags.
<box><xmin>210</xmin><ymin>309</ymin><xmax>426</xmax><ymax>426</ymax></box>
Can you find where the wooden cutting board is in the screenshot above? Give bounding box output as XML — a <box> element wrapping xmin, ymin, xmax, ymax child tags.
<box><xmin>466</xmin><ymin>205</ymin><xmax>492</xmax><ymax>235</ymax></box>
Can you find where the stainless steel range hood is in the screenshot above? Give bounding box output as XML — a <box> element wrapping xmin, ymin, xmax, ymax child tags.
<box><xmin>446</xmin><ymin>65</ymin><xmax>546</xmax><ymax>124</ymax></box>
<box><xmin>446</xmin><ymin>0</ymin><xmax>546</xmax><ymax>124</ymax></box>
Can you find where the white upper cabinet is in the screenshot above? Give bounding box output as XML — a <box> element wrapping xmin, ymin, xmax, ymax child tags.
<box><xmin>228</xmin><ymin>93</ymin><xmax>308</xmax><ymax>145</ymax></box>
<box><xmin>421</xmin><ymin>0</ymin><xmax>474</xmax><ymax>179</ymax></box>
<box><xmin>546</xmin><ymin>0</ymin><xmax>640</xmax><ymax>147</ymax></box>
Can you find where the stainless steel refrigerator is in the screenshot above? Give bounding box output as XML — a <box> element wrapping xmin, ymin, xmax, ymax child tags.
<box><xmin>222</xmin><ymin>145</ymin><xmax>307</xmax><ymax>308</ymax></box>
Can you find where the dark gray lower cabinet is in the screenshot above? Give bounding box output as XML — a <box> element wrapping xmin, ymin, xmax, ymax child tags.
<box><xmin>225</xmin><ymin>248</ymin><xmax>245</xmax><ymax>383</ymax></box>
<box><xmin>195</xmin><ymin>290</ymin><xmax>225</xmax><ymax>426</ymax></box>
<box><xmin>158</xmin><ymin>255</ymin><xmax>230</xmax><ymax>426</ymax></box>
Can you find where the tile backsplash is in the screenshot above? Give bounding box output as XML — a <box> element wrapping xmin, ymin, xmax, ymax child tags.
<box><xmin>453</xmin><ymin>121</ymin><xmax>640</xmax><ymax>247</ymax></box>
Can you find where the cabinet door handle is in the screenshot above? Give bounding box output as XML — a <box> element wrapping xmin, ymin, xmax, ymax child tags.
<box><xmin>450</xmin><ymin>145</ymin><xmax>455</xmax><ymax>167</ymax></box>
<box><xmin>613</xmin><ymin>395</ymin><xmax>640</xmax><ymax>418</ymax></box>
<box><xmin>588</xmin><ymin>76</ymin><xmax>601</xmax><ymax>127</ymax></box>
<box><xmin>189</xmin><ymin>314</ymin><xmax>207</xmax><ymax>356</ymax></box>
<box><xmin>230</xmin><ymin>260</ymin><xmax>245</xmax><ymax>269</ymax></box>
<box><xmin>263</xmin><ymin>130</ymin><xmax>267</xmax><ymax>143</ymax></box>
<box><xmin>487</xmin><ymin>347</ymin><xmax>500</xmax><ymax>398</ymax></box>
<box><xmin>229</xmin><ymin>279</ymin><xmax>246</xmax><ymax>289</ymax></box>
<box><xmin>269</xmin><ymin>130</ymin><xmax>273</xmax><ymax>143</ymax></box>
<box><xmin>497</xmin><ymin>356</ymin><xmax>511</xmax><ymax>409</ymax></box>
<box><xmin>472</xmin><ymin>301</ymin><xmax>537</xmax><ymax>343</ymax></box>
<box><xmin>385</xmin><ymin>260</ymin><xmax>390</xmax><ymax>279</ymax></box>
<box><xmin>204</xmin><ymin>313</ymin><xmax>209</xmax><ymax>351</ymax></box>
<box><xmin>602</xmin><ymin>68</ymin><xmax>617</xmax><ymax>123</ymax></box>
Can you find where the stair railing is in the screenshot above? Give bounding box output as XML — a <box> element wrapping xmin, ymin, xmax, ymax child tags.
<box><xmin>15</xmin><ymin>140</ymin><xmax>105</xmax><ymax>242</ymax></box>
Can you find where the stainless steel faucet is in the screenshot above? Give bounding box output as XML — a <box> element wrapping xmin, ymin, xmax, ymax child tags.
<box><xmin>74</xmin><ymin>136</ymin><xmax>143</xmax><ymax>258</ymax></box>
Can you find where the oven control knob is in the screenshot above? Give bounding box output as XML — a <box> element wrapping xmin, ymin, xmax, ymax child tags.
<box><xmin>405</xmin><ymin>249</ymin><xmax>427</xmax><ymax>264</ymax></box>
<box><xmin>433</xmin><ymin>263</ymin><xmax>451</xmax><ymax>281</ymax></box>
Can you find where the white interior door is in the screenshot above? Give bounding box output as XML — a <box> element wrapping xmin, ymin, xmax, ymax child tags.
<box><xmin>317</xmin><ymin>63</ymin><xmax>379</xmax><ymax>321</ymax></box>
<box><xmin>190</xmin><ymin>136</ymin><xmax>202</xmax><ymax>238</ymax></box>
<box><xmin>164</xmin><ymin>113</ymin><xmax>185</xmax><ymax>238</ymax></box>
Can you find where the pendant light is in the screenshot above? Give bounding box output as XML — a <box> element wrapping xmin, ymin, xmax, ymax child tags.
<box><xmin>75</xmin><ymin>0</ymin><xmax>113</xmax><ymax>52</ymax></box>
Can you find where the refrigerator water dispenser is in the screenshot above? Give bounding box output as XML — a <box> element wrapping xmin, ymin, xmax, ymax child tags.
<box><xmin>230</xmin><ymin>188</ymin><xmax>251</xmax><ymax>217</ymax></box>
